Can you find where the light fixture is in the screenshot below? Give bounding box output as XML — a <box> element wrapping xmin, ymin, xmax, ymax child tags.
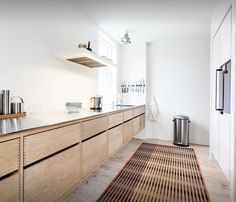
<box><xmin>121</xmin><ymin>31</ymin><xmax>131</xmax><ymax>45</ymax></box>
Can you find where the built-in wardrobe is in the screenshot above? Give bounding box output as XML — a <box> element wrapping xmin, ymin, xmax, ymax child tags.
<box><xmin>210</xmin><ymin>6</ymin><xmax>232</xmax><ymax>181</ymax></box>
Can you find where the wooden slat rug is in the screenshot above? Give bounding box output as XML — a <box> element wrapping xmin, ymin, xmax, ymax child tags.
<box><xmin>97</xmin><ymin>143</ymin><xmax>211</xmax><ymax>202</ymax></box>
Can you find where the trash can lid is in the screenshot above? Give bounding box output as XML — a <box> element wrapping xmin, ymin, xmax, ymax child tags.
<box><xmin>173</xmin><ymin>115</ymin><xmax>189</xmax><ymax>120</ymax></box>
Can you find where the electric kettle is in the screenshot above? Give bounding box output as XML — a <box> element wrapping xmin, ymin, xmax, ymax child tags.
<box><xmin>90</xmin><ymin>96</ymin><xmax>103</xmax><ymax>110</ymax></box>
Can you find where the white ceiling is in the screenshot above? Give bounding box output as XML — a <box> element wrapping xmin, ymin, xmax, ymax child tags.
<box><xmin>74</xmin><ymin>0</ymin><xmax>219</xmax><ymax>43</ymax></box>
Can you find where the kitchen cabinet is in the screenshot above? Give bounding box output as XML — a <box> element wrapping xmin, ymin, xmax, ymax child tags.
<box><xmin>210</xmin><ymin>7</ymin><xmax>232</xmax><ymax>181</ymax></box>
<box><xmin>124</xmin><ymin>110</ymin><xmax>133</xmax><ymax>122</ymax></box>
<box><xmin>24</xmin><ymin>145</ymin><xmax>81</xmax><ymax>202</ymax></box>
<box><xmin>0</xmin><ymin>139</ymin><xmax>19</xmax><ymax>177</ymax></box>
<box><xmin>24</xmin><ymin>123</ymin><xmax>81</xmax><ymax>166</ymax></box>
<box><xmin>220</xmin><ymin>9</ymin><xmax>232</xmax><ymax>65</ymax></box>
<box><xmin>0</xmin><ymin>173</ymin><xmax>20</xmax><ymax>202</ymax></box>
<box><xmin>140</xmin><ymin>114</ymin><xmax>145</xmax><ymax>130</ymax></box>
<box><xmin>108</xmin><ymin>112</ymin><xmax>123</xmax><ymax>128</ymax></box>
<box><xmin>211</xmin><ymin>32</ymin><xmax>220</xmax><ymax>161</ymax></box>
<box><xmin>124</xmin><ymin>120</ymin><xmax>133</xmax><ymax>143</ymax></box>
<box><xmin>82</xmin><ymin>132</ymin><xmax>107</xmax><ymax>177</ymax></box>
<box><xmin>133</xmin><ymin>108</ymin><xmax>141</xmax><ymax>117</ymax></box>
<box><xmin>82</xmin><ymin>116</ymin><xmax>107</xmax><ymax>140</ymax></box>
<box><xmin>108</xmin><ymin>125</ymin><xmax>123</xmax><ymax>155</ymax></box>
<box><xmin>133</xmin><ymin>116</ymin><xmax>140</xmax><ymax>135</ymax></box>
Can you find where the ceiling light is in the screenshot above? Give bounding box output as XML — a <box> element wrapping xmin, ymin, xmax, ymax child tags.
<box><xmin>121</xmin><ymin>31</ymin><xmax>131</xmax><ymax>45</ymax></box>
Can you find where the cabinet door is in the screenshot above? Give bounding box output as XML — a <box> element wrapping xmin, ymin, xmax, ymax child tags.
<box><xmin>133</xmin><ymin>116</ymin><xmax>140</xmax><ymax>135</ymax></box>
<box><xmin>108</xmin><ymin>125</ymin><xmax>123</xmax><ymax>155</ymax></box>
<box><xmin>211</xmin><ymin>32</ymin><xmax>220</xmax><ymax>161</ymax></box>
<box><xmin>220</xmin><ymin>9</ymin><xmax>232</xmax><ymax>65</ymax></box>
<box><xmin>82</xmin><ymin>132</ymin><xmax>107</xmax><ymax>177</ymax></box>
<box><xmin>219</xmin><ymin>114</ymin><xmax>231</xmax><ymax>181</ymax></box>
<box><xmin>24</xmin><ymin>145</ymin><xmax>81</xmax><ymax>202</ymax></box>
<box><xmin>0</xmin><ymin>139</ymin><xmax>19</xmax><ymax>177</ymax></box>
<box><xmin>124</xmin><ymin>120</ymin><xmax>133</xmax><ymax>143</ymax></box>
<box><xmin>0</xmin><ymin>173</ymin><xmax>19</xmax><ymax>202</ymax></box>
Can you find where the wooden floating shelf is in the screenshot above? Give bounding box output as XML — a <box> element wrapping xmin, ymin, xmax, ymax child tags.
<box><xmin>57</xmin><ymin>48</ymin><xmax>116</xmax><ymax>68</ymax></box>
<box><xmin>0</xmin><ymin>112</ymin><xmax>27</xmax><ymax>120</ymax></box>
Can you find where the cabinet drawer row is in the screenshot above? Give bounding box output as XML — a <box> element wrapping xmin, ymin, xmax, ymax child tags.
<box><xmin>0</xmin><ymin>107</ymin><xmax>145</xmax><ymax>202</ymax></box>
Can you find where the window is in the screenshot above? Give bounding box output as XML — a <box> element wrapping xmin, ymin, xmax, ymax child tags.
<box><xmin>98</xmin><ymin>31</ymin><xmax>117</xmax><ymax>106</ymax></box>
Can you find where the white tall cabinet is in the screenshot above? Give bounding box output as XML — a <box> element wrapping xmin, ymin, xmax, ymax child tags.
<box><xmin>210</xmin><ymin>8</ymin><xmax>232</xmax><ymax>181</ymax></box>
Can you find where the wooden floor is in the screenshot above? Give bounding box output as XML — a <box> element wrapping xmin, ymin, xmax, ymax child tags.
<box><xmin>63</xmin><ymin>138</ymin><xmax>230</xmax><ymax>202</ymax></box>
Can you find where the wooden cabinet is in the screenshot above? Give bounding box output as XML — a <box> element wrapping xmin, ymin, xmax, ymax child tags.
<box><xmin>133</xmin><ymin>108</ymin><xmax>140</xmax><ymax>117</ymax></box>
<box><xmin>82</xmin><ymin>132</ymin><xmax>107</xmax><ymax>177</ymax></box>
<box><xmin>24</xmin><ymin>123</ymin><xmax>81</xmax><ymax>166</ymax></box>
<box><xmin>140</xmin><ymin>114</ymin><xmax>145</xmax><ymax>130</ymax></box>
<box><xmin>0</xmin><ymin>173</ymin><xmax>20</xmax><ymax>202</ymax></box>
<box><xmin>108</xmin><ymin>112</ymin><xmax>123</xmax><ymax>128</ymax></box>
<box><xmin>140</xmin><ymin>106</ymin><xmax>145</xmax><ymax>115</ymax></box>
<box><xmin>24</xmin><ymin>145</ymin><xmax>81</xmax><ymax>202</ymax></box>
<box><xmin>82</xmin><ymin>116</ymin><xmax>107</xmax><ymax>140</ymax></box>
<box><xmin>133</xmin><ymin>106</ymin><xmax>145</xmax><ymax>117</ymax></box>
<box><xmin>108</xmin><ymin>125</ymin><xmax>123</xmax><ymax>155</ymax></box>
<box><xmin>133</xmin><ymin>116</ymin><xmax>140</xmax><ymax>135</ymax></box>
<box><xmin>0</xmin><ymin>139</ymin><xmax>19</xmax><ymax>177</ymax></box>
<box><xmin>124</xmin><ymin>110</ymin><xmax>133</xmax><ymax>122</ymax></box>
<box><xmin>124</xmin><ymin>120</ymin><xmax>133</xmax><ymax>143</ymax></box>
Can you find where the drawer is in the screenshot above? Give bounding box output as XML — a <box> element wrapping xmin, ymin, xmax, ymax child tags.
<box><xmin>133</xmin><ymin>116</ymin><xmax>140</xmax><ymax>135</ymax></box>
<box><xmin>108</xmin><ymin>112</ymin><xmax>123</xmax><ymax>128</ymax></box>
<box><xmin>82</xmin><ymin>116</ymin><xmax>107</xmax><ymax>140</ymax></box>
<box><xmin>124</xmin><ymin>120</ymin><xmax>133</xmax><ymax>143</ymax></box>
<box><xmin>140</xmin><ymin>106</ymin><xmax>145</xmax><ymax>114</ymax></box>
<box><xmin>0</xmin><ymin>173</ymin><xmax>20</xmax><ymax>202</ymax></box>
<box><xmin>140</xmin><ymin>114</ymin><xmax>145</xmax><ymax>130</ymax></box>
<box><xmin>0</xmin><ymin>139</ymin><xmax>19</xmax><ymax>177</ymax></box>
<box><xmin>123</xmin><ymin>110</ymin><xmax>133</xmax><ymax>122</ymax></box>
<box><xmin>24</xmin><ymin>145</ymin><xmax>81</xmax><ymax>202</ymax></box>
<box><xmin>24</xmin><ymin>123</ymin><xmax>81</xmax><ymax>166</ymax></box>
<box><xmin>82</xmin><ymin>132</ymin><xmax>107</xmax><ymax>177</ymax></box>
<box><xmin>133</xmin><ymin>108</ymin><xmax>140</xmax><ymax>117</ymax></box>
<box><xmin>108</xmin><ymin>125</ymin><xmax>123</xmax><ymax>155</ymax></box>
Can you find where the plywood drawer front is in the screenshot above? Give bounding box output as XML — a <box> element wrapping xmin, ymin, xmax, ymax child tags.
<box><xmin>82</xmin><ymin>132</ymin><xmax>107</xmax><ymax>177</ymax></box>
<box><xmin>133</xmin><ymin>108</ymin><xmax>140</xmax><ymax>117</ymax></box>
<box><xmin>133</xmin><ymin>116</ymin><xmax>140</xmax><ymax>135</ymax></box>
<box><xmin>0</xmin><ymin>173</ymin><xmax>20</xmax><ymax>202</ymax></box>
<box><xmin>24</xmin><ymin>123</ymin><xmax>81</xmax><ymax>166</ymax></box>
<box><xmin>0</xmin><ymin>139</ymin><xmax>19</xmax><ymax>177</ymax></box>
<box><xmin>140</xmin><ymin>114</ymin><xmax>145</xmax><ymax>129</ymax></box>
<box><xmin>82</xmin><ymin>116</ymin><xmax>107</xmax><ymax>140</ymax></box>
<box><xmin>124</xmin><ymin>120</ymin><xmax>133</xmax><ymax>143</ymax></box>
<box><xmin>24</xmin><ymin>145</ymin><xmax>81</xmax><ymax>202</ymax></box>
<box><xmin>108</xmin><ymin>125</ymin><xmax>123</xmax><ymax>155</ymax></box>
<box><xmin>108</xmin><ymin>112</ymin><xmax>123</xmax><ymax>128</ymax></box>
<box><xmin>124</xmin><ymin>110</ymin><xmax>133</xmax><ymax>122</ymax></box>
<box><xmin>140</xmin><ymin>106</ymin><xmax>145</xmax><ymax>114</ymax></box>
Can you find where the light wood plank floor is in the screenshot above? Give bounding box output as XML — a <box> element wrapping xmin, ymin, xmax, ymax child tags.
<box><xmin>63</xmin><ymin>138</ymin><xmax>230</xmax><ymax>202</ymax></box>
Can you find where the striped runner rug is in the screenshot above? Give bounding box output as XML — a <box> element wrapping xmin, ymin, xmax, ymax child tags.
<box><xmin>97</xmin><ymin>143</ymin><xmax>210</xmax><ymax>202</ymax></box>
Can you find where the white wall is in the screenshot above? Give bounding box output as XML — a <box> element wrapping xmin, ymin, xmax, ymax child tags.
<box><xmin>146</xmin><ymin>35</ymin><xmax>210</xmax><ymax>145</ymax></box>
<box><xmin>119</xmin><ymin>42</ymin><xmax>146</xmax><ymax>105</ymax></box>
<box><xmin>0</xmin><ymin>0</ymin><xmax>103</xmax><ymax>112</ymax></box>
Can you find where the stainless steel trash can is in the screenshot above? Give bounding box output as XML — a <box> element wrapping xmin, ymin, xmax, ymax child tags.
<box><xmin>173</xmin><ymin>115</ymin><xmax>190</xmax><ymax>146</ymax></box>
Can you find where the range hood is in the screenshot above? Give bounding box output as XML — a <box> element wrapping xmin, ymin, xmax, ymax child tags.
<box><xmin>57</xmin><ymin>48</ymin><xmax>115</xmax><ymax>68</ymax></box>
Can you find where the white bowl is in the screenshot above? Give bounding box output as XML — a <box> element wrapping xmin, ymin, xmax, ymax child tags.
<box><xmin>65</xmin><ymin>102</ymin><xmax>82</xmax><ymax>113</ymax></box>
